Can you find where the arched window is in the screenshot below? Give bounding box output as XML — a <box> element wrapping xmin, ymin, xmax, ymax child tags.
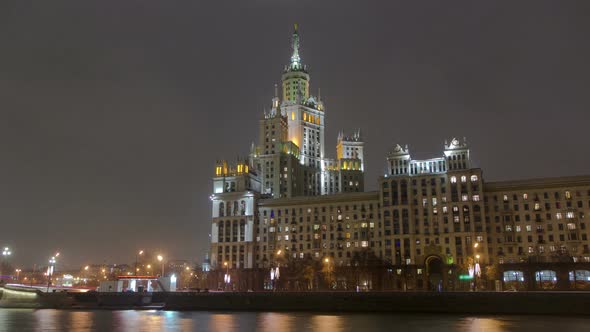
<box><xmin>450</xmin><ymin>176</ymin><xmax>457</xmax><ymax>184</ymax></box>
<box><xmin>225</xmin><ymin>220</ymin><xmax>231</xmax><ymax>242</ymax></box>
<box><xmin>218</xmin><ymin>221</ymin><xmax>224</xmax><ymax>242</ymax></box>
<box><xmin>219</xmin><ymin>202</ymin><xmax>225</xmax><ymax>217</ymax></box>
<box><xmin>461</xmin><ymin>175</ymin><xmax>467</xmax><ymax>183</ymax></box>
<box><xmin>240</xmin><ymin>220</ymin><xmax>246</xmax><ymax>241</ymax></box>
<box><xmin>503</xmin><ymin>270</ymin><xmax>524</xmax><ymax>282</ymax></box>
<box><xmin>470</xmin><ymin>175</ymin><xmax>478</xmax><ymax>182</ymax></box>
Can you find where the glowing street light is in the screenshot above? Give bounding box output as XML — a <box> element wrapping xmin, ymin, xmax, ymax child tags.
<box><xmin>472</xmin><ymin>243</ymin><xmax>481</xmax><ymax>291</ymax></box>
<box><xmin>1</xmin><ymin>247</ymin><xmax>11</xmax><ymax>277</ymax></box>
<box><xmin>47</xmin><ymin>255</ymin><xmax>57</xmax><ymax>292</ymax></box>
<box><xmin>15</xmin><ymin>269</ymin><xmax>21</xmax><ymax>281</ymax></box>
<box><xmin>135</xmin><ymin>250</ymin><xmax>144</xmax><ymax>276</ymax></box>
<box><xmin>223</xmin><ymin>262</ymin><xmax>230</xmax><ymax>290</ymax></box>
<box><xmin>157</xmin><ymin>255</ymin><xmax>164</xmax><ymax>276</ymax></box>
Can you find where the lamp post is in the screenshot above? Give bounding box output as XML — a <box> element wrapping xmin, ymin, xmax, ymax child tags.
<box><xmin>223</xmin><ymin>262</ymin><xmax>230</xmax><ymax>290</ymax></box>
<box><xmin>47</xmin><ymin>256</ymin><xmax>57</xmax><ymax>292</ymax></box>
<box><xmin>157</xmin><ymin>255</ymin><xmax>164</xmax><ymax>276</ymax></box>
<box><xmin>271</xmin><ymin>250</ymin><xmax>282</xmax><ymax>291</ymax></box>
<box><xmin>15</xmin><ymin>269</ymin><xmax>21</xmax><ymax>282</ymax></box>
<box><xmin>472</xmin><ymin>243</ymin><xmax>481</xmax><ymax>291</ymax></box>
<box><xmin>135</xmin><ymin>250</ymin><xmax>143</xmax><ymax>276</ymax></box>
<box><xmin>324</xmin><ymin>257</ymin><xmax>332</xmax><ymax>290</ymax></box>
<box><xmin>2</xmin><ymin>247</ymin><xmax>11</xmax><ymax>277</ymax></box>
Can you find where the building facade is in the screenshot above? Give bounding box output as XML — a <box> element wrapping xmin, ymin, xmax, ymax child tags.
<box><xmin>208</xmin><ymin>26</ymin><xmax>590</xmax><ymax>291</ymax></box>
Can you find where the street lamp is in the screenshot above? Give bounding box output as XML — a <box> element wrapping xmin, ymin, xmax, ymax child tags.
<box><xmin>324</xmin><ymin>257</ymin><xmax>333</xmax><ymax>290</ymax></box>
<box><xmin>223</xmin><ymin>262</ymin><xmax>230</xmax><ymax>290</ymax></box>
<box><xmin>270</xmin><ymin>250</ymin><xmax>282</xmax><ymax>291</ymax></box>
<box><xmin>47</xmin><ymin>256</ymin><xmax>57</xmax><ymax>292</ymax></box>
<box><xmin>15</xmin><ymin>269</ymin><xmax>21</xmax><ymax>282</ymax></box>
<box><xmin>135</xmin><ymin>250</ymin><xmax>144</xmax><ymax>276</ymax></box>
<box><xmin>472</xmin><ymin>243</ymin><xmax>481</xmax><ymax>291</ymax></box>
<box><xmin>2</xmin><ymin>247</ymin><xmax>11</xmax><ymax>277</ymax></box>
<box><xmin>157</xmin><ymin>255</ymin><xmax>164</xmax><ymax>276</ymax></box>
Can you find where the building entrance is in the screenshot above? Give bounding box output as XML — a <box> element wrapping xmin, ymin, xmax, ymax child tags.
<box><xmin>426</xmin><ymin>256</ymin><xmax>443</xmax><ymax>291</ymax></box>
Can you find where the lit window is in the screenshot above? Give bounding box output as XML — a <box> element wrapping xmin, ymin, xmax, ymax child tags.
<box><xmin>567</xmin><ymin>223</ymin><xmax>576</xmax><ymax>230</ymax></box>
<box><xmin>417</xmin><ymin>269</ymin><xmax>423</xmax><ymax>275</ymax></box>
<box><xmin>442</xmin><ymin>206</ymin><xmax>448</xmax><ymax>213</ymax></box>
<box><xmin>472</xmin><ymin>195</ymin><xmax>480</xmax><ymax>201</ymax></box>
<box><xmin>462</xmin><ymin>194</ymin><xmax>469</xmax><ymax>202</ymax></box>
<box><xmin>556</xmin><ymin>213</ymin><xmax>563</xmax><ymax>220</ymax></box>
<box><xmin>450</xmin><ymin>176</ymin><xmax>457</xmax><ymax>184</ymax></box>
<box><xmin>516</xmin><ymin>225</ymin><xmax>521</xmax><ymax>232</ymax></box>
<box><xmin>567</xmin><ymin>212</ymin><xmax>574</xmax><ymax>219</ymax></box>
<box><xmin>565</xmin><ymin>191</ymin><xmax>572</xmax><ymax>200</ymax></box>
<box><xmin>470</xmin><ymin>175</ymin><xmax>478</xmax><ymax>182</ymax></box>
<box><xmin>526</xmin><ymin>225</ymin><xmax>532</xmax><ymax>232</ymax></box>
<box><xmin>461</xmin><ymin>176</ymin><xmax>467</xmax><ymax>183</ymax></box>
<box><xmin>523</xmin><ymin>193</ymin><xmax>528</xmax><ymax>200</ymax></box>
<box><xmin>284</xmin><ymin>235</ymin><xmax>289</xmax><ymax>240</ymax></box>
<box><xmin>503</xmin><ymin>195</ymin><xmax>508</xmax><ymax>202</ymax></box>
<box><xmin>361</xmin><ymin>241</ymin><xmax>368</xmax><ymax>247</ymax></box>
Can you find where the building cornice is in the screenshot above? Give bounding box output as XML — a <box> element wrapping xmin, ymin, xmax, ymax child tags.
<box><xmin>259</xmin><ymin>191</ymin><xmax>379</xmax><ymax>207</ymax></box>
<box><xmin>484</xmin><ymin>175</ymin><xmax>590</xmax><ymax>191</ymax></box>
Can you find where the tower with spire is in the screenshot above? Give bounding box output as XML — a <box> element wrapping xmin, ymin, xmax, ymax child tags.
<box><xmin>209</xmin><ymin>25</ymin><xmax>365</xmax><ymax>270</ymax></box>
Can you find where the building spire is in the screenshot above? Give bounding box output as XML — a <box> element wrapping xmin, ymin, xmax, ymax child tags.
<box><xmin>289</xmin><ymin>23</ymin><xmax>302</xmax><ymax>71</ymax></box>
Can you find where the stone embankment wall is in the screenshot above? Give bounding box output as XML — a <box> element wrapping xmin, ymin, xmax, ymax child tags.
<box><xmin>164</xmin><ymin>291</ymin><xmax>590</xmax><ymax>315</ymax></box>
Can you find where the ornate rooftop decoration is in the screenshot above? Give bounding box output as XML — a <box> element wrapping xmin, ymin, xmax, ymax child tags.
<box><xmin>445</xmin><ymin>137</ymin><xmax>468</xmax><ymax>150</ymax></box>
<box><xmin>388</xmin><ymin>144</ymin><xmax>410</xmax><ymax>156</ymax></box>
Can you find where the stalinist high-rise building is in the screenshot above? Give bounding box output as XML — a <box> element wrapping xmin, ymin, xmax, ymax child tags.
<box><xmin>208</xmin><ymin>25</ymin><xmax>590</xmax><ymax>292</ymax></box>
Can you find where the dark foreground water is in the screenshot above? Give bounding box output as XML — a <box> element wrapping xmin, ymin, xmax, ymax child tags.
<box><xmin>0</xmin><ymin>309</ymin><xmax>589</xmax><ymax>332</ymax></box>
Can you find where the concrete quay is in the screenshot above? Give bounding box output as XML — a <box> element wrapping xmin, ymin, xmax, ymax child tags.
<box><xmin>3</xmin><ymin>286</ymin><xmax>590</xmax><ymax>315</ymax></box>
<box><xmin>163</xmin><ymin>291</ymin><xmax>590</xmax><ymax>315</ymax></box>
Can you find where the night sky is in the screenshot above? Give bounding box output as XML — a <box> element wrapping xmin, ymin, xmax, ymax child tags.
<box><xmin>2</xmin><ymin>1</ymin><xmax>589</xmax><ymax>269</ymax></box>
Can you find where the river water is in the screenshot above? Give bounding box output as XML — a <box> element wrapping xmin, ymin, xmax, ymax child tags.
<box><xmin>0</xmin><ymin>309</ymin><xmax>588</xmax><ymax>331</ymax></box>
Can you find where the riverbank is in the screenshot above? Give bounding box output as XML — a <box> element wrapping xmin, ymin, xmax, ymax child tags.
<box><xmin>163</xmin><ymin>291</ymin><xmax>590</xmax><ymax>315</ymax></box>
<box><xmin>3</xmin><ymin>287</ymin><xmax>590</xmax><ymax>315</ymax></box>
